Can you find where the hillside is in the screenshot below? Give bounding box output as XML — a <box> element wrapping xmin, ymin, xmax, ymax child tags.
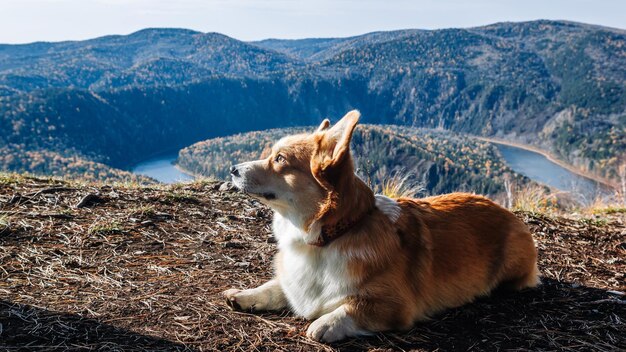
<box><xmin>0</xmin><ymin>146</ymin><xmax>155</xmax><ymax>184</ymax></box>
<box><xmin>0</xmin><ymin>28</ymin><xmax>295</xmax><ymax>92</ymax></box>
<box><xmin>0</xmin><ymin>175</ymin><xmax>624</xmax><ymax>351</ymax></box>
<box><xmin>252</xmin><ymin>29</ymin><xmax>422</xmax><ymax>62</ymax></box>
<box><xmin>177</xmin><ymin>125</ymin><xmax>528</xmax><ymax>196</ymax></box>
<box><xmin>0</xmin><ymin>20</ymin><xmax>624</xmax><ymax>183</ymax></box>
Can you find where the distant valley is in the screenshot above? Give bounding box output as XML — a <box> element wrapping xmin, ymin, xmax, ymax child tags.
<box><xmin>0</xmin><ymin>20</ymin><xmax>624</xmax><ymax>187</ymax></box>
<box><xmin>177</xmin><ymin>125</ymin><xmax>528</xmax><ymax>197</ymax></box>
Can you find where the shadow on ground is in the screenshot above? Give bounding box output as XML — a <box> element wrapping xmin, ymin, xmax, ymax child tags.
<box><xmin>4</xmin><ymin>278</ymin><xmax>621</xmax><ymax>351</ymax></box>
<box><xmin>333</xmin><ymin>278</ymin><xmax>625</xmax><ymax>351</ymax></box>
<box><xmin>0</xmin><ymin>300</ymin><xmax>191</xmax><ymax>351</ymax></box>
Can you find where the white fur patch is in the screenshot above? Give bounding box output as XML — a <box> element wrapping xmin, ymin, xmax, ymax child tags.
<box><xmin>273</xmin><ymin>210</ymin><xmax>319</xmax><ymax>245</ymax></box>
<box><xmin>375</xmin><ymin>195</ymin><xmax>401</xmax><ymax>223</ymax></box>
<box><xmin>273</xmin><ymin>212</ymin><xmax>356</xmax><ymax>319</ymax></box>
<box><xmin>306</xmin><ymin>305</ymin><xmax>367</xmax><ymax>342</ymax></box>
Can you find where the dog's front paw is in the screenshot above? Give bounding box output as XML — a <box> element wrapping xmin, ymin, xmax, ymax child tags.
<box><xmin>306</xmin><ymin>307</ymin><xmax>362</xmax><ymax>343</ymax></box>
<box><xmin>222</xmin><ymin>288</ymin><xmax>244</xmax><ymax>310</ymax></box>
<box><xmin>222</xmin><ymin>288</ymin><xmax>260</xmax><ymax>311</ymax></box>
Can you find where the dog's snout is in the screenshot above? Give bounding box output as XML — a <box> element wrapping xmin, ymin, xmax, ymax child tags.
<box><xmin>230</xmin><ymin>165</ymin><xmax>240</xmax><ymax>177</ymax></box>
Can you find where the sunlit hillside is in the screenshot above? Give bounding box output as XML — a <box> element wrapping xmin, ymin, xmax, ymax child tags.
<box><xmin>1</xmin><ymin>20</ymin><xmax>624</xmax><ymax>182</ymax></box>
<box><xmin>177</xmin><ymin>124</ymin><xmax>528</xmax><ymax>196</ymax></box>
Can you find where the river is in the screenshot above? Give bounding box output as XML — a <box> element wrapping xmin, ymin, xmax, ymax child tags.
<box><xmin>494</xmin><ymin>143</ymin><xmax>607</xmax><ymax>201</ymax></box>
<box><xmin>131</xmin><ymin>145</ymin><xmax>608</xmax><ymax>201</ymax></box>
<box><xmin>131</xmin><ymin>153</ymin><xmax>194</xmax><ymax>183</ymax></box>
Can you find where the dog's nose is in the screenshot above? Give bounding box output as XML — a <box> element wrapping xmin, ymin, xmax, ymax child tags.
<box><xmin>230</xmin><ymin>166</ymin><xmax>239</xmax><ymax>177</ymax></box>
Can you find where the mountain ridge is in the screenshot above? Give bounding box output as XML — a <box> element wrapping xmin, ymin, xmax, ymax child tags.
<box><xmin>4</xmin><ymin>19</ymin><xmax>624</xmax><ymax>47</ymax></box>
<box><xmin>0</xmin><ymin>20</ymin><xmax>624</xmax><ymax>184</ymax></box>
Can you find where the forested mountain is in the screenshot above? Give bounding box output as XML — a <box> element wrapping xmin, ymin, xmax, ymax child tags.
<box><xmin>177</xmin><ymin>125</ymin><xmax>528</xmax><ymax>196</ymax></box>
<box><xmin>0</xmin><ymin>20</ymin><xmax>624</xmax><ymax>182</ymax></box>
<box><xmin>0</xmin><ymin>28</ymin><xmax>294</xmax><ymax>92</ymax></box>
<box><xmin>252</xmin><ymin>29</ymin><xmax>422</xmax><ymax>62</ymax></box>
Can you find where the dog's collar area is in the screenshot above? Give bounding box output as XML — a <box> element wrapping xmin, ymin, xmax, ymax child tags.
<box><xmin>310</xmin><ymin>207</ymin><xmax>375</xmax><ymax>247</ymax></box>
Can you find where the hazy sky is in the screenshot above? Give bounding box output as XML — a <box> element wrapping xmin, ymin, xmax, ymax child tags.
<box><xmin>1</xmin><ymin>0</ymin><xmax>625</xmax><ymax>44</ymax></box>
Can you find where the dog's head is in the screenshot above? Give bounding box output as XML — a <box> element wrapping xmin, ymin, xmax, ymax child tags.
<box><xmin>230</xmin><ymin>110</ymin><xmax>362</xmax><ymax>234</ymax></box>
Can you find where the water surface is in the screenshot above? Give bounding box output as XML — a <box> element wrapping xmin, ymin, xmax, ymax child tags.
<box><xmin>131</xmin><ymin>153</ymin><xmax>194</xmax><ymax>183</ymax></box>
<box><xmin>495</xmin><ymin>143</ymin><xmax>606</xmax><ymax>201</ymax></box>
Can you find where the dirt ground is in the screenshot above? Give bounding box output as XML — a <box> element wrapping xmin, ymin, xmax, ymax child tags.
<box><xmin>0</xmin><ymin>176</ymin><xmax>624</xmax><ymax>351</ymax></box>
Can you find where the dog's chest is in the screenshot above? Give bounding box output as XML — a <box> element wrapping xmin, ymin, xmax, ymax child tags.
<box><xmin>273</xmin><ymin>215</ymin><xmax>356</xmax><ymax>319</ymax></box>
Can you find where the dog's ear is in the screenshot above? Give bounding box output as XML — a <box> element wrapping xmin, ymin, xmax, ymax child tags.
<box><xmin>326</xmin><ymin>110</ymin><xmax>360</xmax><ymax>165</ymax></box>
<box><xmin>308</xmin><ymin>111</ymin><xmax>360</xmax><ymax>234</ymax></box>
<box><xmin>311</xmin><ymin>110</ymin><xmax>360</xmax><ymax>185</ymax></box>
<box><xmin>316</xmin><ymin>118</ymin><xmax>330</xmax><ymax>132</ymax></box>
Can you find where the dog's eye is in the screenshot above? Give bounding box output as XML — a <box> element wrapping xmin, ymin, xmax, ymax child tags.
<box><xmin>274</xmin><ymin>154</ymin><xmax>286</xmax><ymax>164</ymax></box>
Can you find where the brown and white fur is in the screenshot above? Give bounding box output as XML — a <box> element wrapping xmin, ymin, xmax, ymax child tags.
<box><xmin>223</xmin><ymin>110</ymin><xmax>540</xmax><ymax>342</ymax></box>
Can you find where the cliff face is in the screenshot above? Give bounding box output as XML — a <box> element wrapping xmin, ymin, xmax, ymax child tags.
<box><xmin>0</xmin><ymin>175</ymin><xmax>624</xmax><ymax>351</ymax></box>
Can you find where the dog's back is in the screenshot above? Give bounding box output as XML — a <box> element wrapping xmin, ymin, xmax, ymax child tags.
<box><xmin>397</xmin><ymin>193</ymin><xmax>539</xmax><ymax>316</ymax></box>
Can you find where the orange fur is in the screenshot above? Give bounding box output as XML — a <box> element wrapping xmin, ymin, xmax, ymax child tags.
<box><xmin>338</xmin><ymin>193</ymin><xmax>539</xmax><ymax>331</ymax></box>
<box><xmin>224</xmin><ymin>110</ymin><xmax>539</xmax><ymax>341</ymax></box>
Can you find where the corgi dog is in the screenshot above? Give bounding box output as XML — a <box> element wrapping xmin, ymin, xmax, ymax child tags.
<box><xmin>223</xmin><ymin>110</ymin><xmax>539</xmax><ymax>342</ymax></box>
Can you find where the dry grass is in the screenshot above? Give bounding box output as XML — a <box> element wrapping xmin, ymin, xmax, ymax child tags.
<box><xmin>379</xmin><ymin>173</ymin><xmax>424</xmax><ymax>199</ymax></box>
<box><xmin>0</xmin><ymin>175</ymin><xmax>624</xmax><ymax>351</ymax></box>
<box><xmin>511</xmin><ymin>184</ymin><xmax>561</xmax><ymax>213</ymax></box>
<box><xmin>0</xmin><ymin>214</ymin><xmax>9</xmax><ymax>236</ymax></box>
<box><xmin>593</xmin><ymin>206</ymin><xmax>626</xmax><ymax>215</ymax></box>
<box><xmin>585</xmin><ymin>191</ymin><xmax>626</xmax><ymax>216</ymax></box>
<box><xmin>505</xmin><ymin>176</ymin><xmax>625</xmax><ymax>216</ymax></box>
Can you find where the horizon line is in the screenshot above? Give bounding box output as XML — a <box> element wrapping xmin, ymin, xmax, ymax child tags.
<box><xmin>2</xmin><ymin>18</ymin><xmax>625</xmax><ymax>46</ymax></box>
